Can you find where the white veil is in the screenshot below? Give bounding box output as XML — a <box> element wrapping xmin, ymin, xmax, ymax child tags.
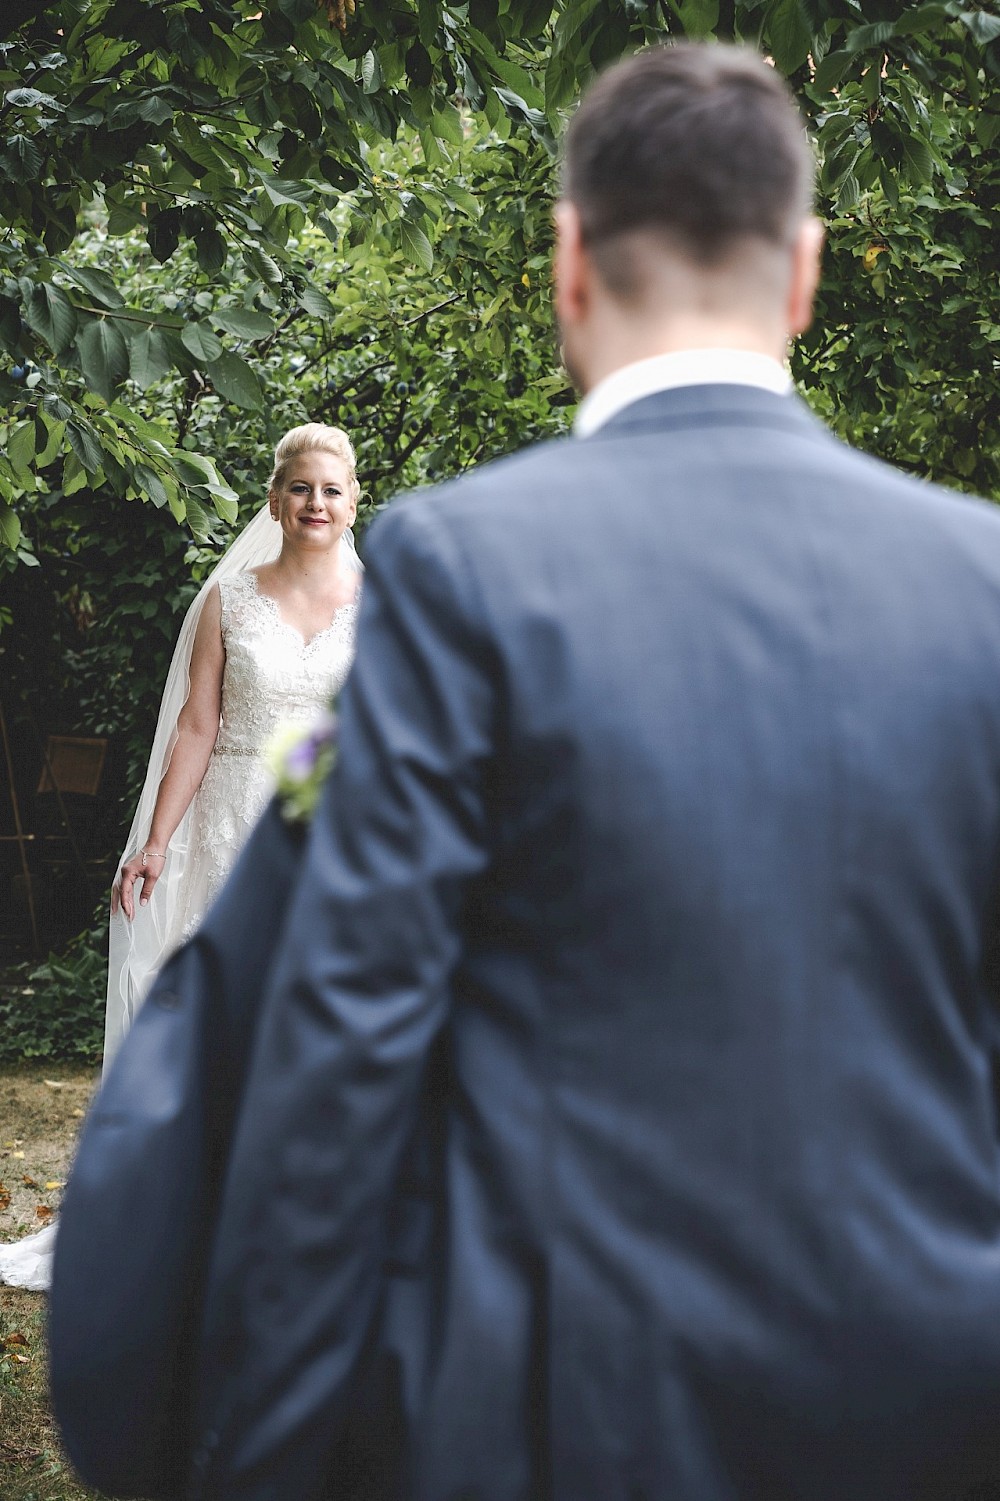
<box><xmin>104</xmin><ymin>504</ymin><xmax>363</xmax><ymax>1068</ymax></box>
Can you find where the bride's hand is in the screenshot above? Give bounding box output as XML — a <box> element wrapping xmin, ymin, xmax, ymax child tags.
<box><xmin>111</xmin><ymin>848</ymin><xmax>167</xmax><ymax>920</ymax></box>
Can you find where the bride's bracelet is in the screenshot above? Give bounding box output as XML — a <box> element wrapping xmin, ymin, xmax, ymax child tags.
<box><xmin>141</xmin><ymin>848</ymin><xmax>166</xmax><ymax>867</ymax></box>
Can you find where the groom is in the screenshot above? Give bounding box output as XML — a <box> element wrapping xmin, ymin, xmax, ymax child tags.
<box><xmin>184</xmin><ymin>44</ymin><xmax>1000</xmax><ymax>1501</ymax></box>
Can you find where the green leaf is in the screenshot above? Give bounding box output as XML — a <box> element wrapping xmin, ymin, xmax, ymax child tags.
<box><xmin>975</xmin><ymin>109</ymin><xmax>1000</xmax><ymax>148</ymax></box>
<box><xmin>399</xmin><ymin>218</ymin><xmax>434</xmax><ymax>272</ymax></box>
<box><xmin>207</xmin><ymin>351</ymin><xmax>264</xmax><ymax>409</ymax></box>
<box><xmin>489</xmin><ymin>57</ymin><xmax>545</xmax><ymax>112</ymax></box>
<box><xmin>297</xmin><ymin>285</ymin><xmax>334</xmax><ymax>319</ymax></box>
<box><xmin>195</xmin><ymin>479</ymin><xmax>240</xmax><ymax>524</ymax></box>
<box><xmin>893</xmin><ymin>4</ymin><xmax>960</xmax><ymax>36</ymax></box>
<box><xmin>315</xmin><ymin>211</ymin><xmax>339</xmax><ymax>244</ymax></box>
<box><xmin>8</xmin><ymin>421</ymin><xmax>36</xmax><ymax>481</ymax></box>
<box><xmin>494</xmin><ymin>88</ymin><xmax>551</xmax><ymax>140</ymax></box>
<box><xmin>961</xmin><ymin>10</ymin><xmax>1000</xmax><ymax>46</ymax></box>
<box><xmin>36</xmin><ymin>415</ymin><xmax>65</xmax><ymax>467</ymax></box>
<box><xmin>77</xmin><ymin>317</ymin><xmax>130</xmax><ymax>402</ymax></box>
<box><xmin>42</xmin><ymin>394</ymin><xmax>74</xmax><ymax>425</ymax></box>
<box><xmin>431</xmin><ymin>105</ymin><xmax>465</xmax><ymax>146</ymax></box>
<box><xmin>399</xmin><ymin>190</ymin><xmax>428</xmax><ymax>221</ymax></box>
<box><xmin>181</xmin><ymin>321</ymin><xmax>224</xmax><ymax>363</ymax></box>
<box><xmin>902</xmin><ymin>134</ymin><xmax>934</xmax><ymax>183</ymax></box>
<box><xmin>65</xmin><ymin>265</ymin><xmax>126</xmax><ymax>308</ymax></box>
<box><xmin>107</xmin><ymin>408</ymin><xmax>172</xmax><ymax>460</ymax></box>
<box><xmin>446</xmin><ymin>184</ymin><xmax>482</xmax><ymax>219</ymax></box>
<box><xmin>665</xmin><ymin>0</ymin><xmax>720</xmax><ymax>39</ymax></box>
<box><xmin>171</xmin><ymin>452</ymin><xmax>221</xmax><ymax>487</ymax></box>
<box><xmin>147</xmin><ymin>207</ymin><xmax>182</xmax><ymax>263</ymax></box>
<box><xmin>361</xmin><ymin>50</ymin><xmax>382</xmax><ymax>94</ymax></box>
<box><xmin>107</xmin><ymin>200</ymin><xmax>145</xmax><ymax>236</ymax></box>
<box><xmin>417</xmin><ymin>0</ymin><xmax>439</xmax><ymax>47</ymax></box>
<box><xmin>544</xmin><ymin>47</ymin><xmax>579</xmax><ymax>114</ymax></box>
<box><xmin>6</xmin><ymin>86</ymin><xmax>62</xmax><ymax>111</ymax></box>
<box><xmin>25</xmin><ymin>283</ymin><xmax>78</xmax><ymax>355</ymax></box>
<box><xmin>519</xmin><ymin>0</ymin><xmax>555</xmax><ymax>30</ymax></box>
<box><xmin>66</xmin><ymin>419</ymin><xmax>104</xmax><ymax>476</ymax></box>
<box><xmin>765</xmin><ymin>0</ymin><xmax>813</xmax><ymax>74</ymax></box>
<box><xmin>61</xmin><ymin>448</ymin><xmax>89</xmax><ymax>495</ymax></box>
<box><xmin>479</xmin><ymin>290</ymin><xmax>511</xmax><ymax>326</ymax></box>
<box><xmin>262</xmin><ymin>176</ymin><xmax>314</xmax><ymax>208</ymax></box>
<box><xmin>195</xmin><ymin>227</ymin><xmax>227</xmax><ymax>275</ymax></box>
<box><xmin>134</xmin><ymin>95</ymin><xmax>173</xmax><ymax>126</ymax></box>
<box><xmin>836</xmin><ymin>170</ymin><xmax>860</xmax><ymax>212</ymax></box>
<box><xmin>878</xmin><ymin>162</ymin><xmax>900</xmax><ymax>208</ymax></box>
<box><xmin>0</xmin><ymin>503</ymin><xmax>21</xmax><ymax>551</ymax></box>
<box><xmin>65</xmin><ymin>104</ymin><xmax>104</xmax><ymax>126</ymax></box>
<box><xmin>129</xmin><ymin>326</ymin><xmax>173</xmax><ymax>389</ymax></box>
<box><xmin>213</xmin><ymin>307</ymin><xmax>277</xmax><ymax>340</ymax></box>
<box><xmin>553</xmin><ymin>0</ymin><xmax>603</xmax><ymax>47</ymax></box>
<box><xmin>4</xmin><ymin>135</ymin><xmax>43</xmax><ymax>182</ymax></box>
<box><xmin>813</xmin><ymin>49</ymin><xmax>853</xmax><ymax>91</ymax></box>
<box><xmin>246</xmin><ymin>247</ymin><xmax>283</xmax><ymax>285</ymax></box>
<box><xmin>820</xmin><ymin>137</ymin><xmax>861</xmax><ymax>195</ymax></box>
<box><xmin>184</xmin><ymin>493</ymin><xmax>214</xmax><ymax>540</ymax></box>
<box><xmin>844</xmin><ymin>21</ymin><xmax>898</xmax><ymax>53</ymax></box>
<box><xmin>405</xmin><ymin>41</ymin><xmax>433</xmax><ymax>90</ymax></box>
<box><xmin>132</xmin><ymin>462</ymin><xmax>169</xmax><ymax>508</ymax></box>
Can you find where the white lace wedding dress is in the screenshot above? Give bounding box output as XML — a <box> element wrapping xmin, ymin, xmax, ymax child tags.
<box><xmin>173</xmin><ymin>571</ymin><xmax>359</xmax><ymax>938</ymax></box>
<box><xmin>0</xmin><ymin>570</ymin><xmax>359</xmax><ymax>1293</ymax></box>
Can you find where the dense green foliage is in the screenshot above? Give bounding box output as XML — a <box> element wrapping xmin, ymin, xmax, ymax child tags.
<box><xmin>3</xmin><ymin>0</ymin><xmax>1000</xmax><ymax>556</ymax></box>
<box><xmin>795</xmin><ymin>3</ymin><xmax>1000</xmax><ymax>495</ymax></box>
<box><xmin>0</xmin><ymin>0</ymin><xmax>574</xmax><ymax>559</ymax></box>
<box><xmin>0</xmin><ymin>914</ymin><xmax>106</xmax><ymax>1063</ymax></box>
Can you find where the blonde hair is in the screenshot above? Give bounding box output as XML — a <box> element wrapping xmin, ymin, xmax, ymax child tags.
<box><xmin>267</xmin><ymin>423</ymin><xmax>360</xmax><ymax>503</ymax></box>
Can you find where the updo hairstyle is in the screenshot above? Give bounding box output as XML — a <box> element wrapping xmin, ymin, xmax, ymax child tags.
<box><xmin>267</xmin><ymin>423</ymin><xmax>360</xmax><ymax>505</ymax></box>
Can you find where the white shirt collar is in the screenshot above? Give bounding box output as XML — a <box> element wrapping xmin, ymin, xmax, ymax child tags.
<box><xmin>574</xmin><ymin>349</ymin><xmax>792</xmax><ymax>439</ymax></box>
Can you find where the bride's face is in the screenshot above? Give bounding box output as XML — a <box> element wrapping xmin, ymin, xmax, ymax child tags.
<box><xmin>269</xmin><ymin>452</ymin><xmax>357</xmax><ymax>549</ymax></box>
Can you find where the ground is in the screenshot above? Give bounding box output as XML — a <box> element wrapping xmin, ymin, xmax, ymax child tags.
<box><xmin>0</xmin><ymin>1065</ymin><xmax>107</xmax><ymax>1501</ymax></box>
<box><xmin>0</xmin><ymin>1066</ymin><xmax>94</xmax><ymax>1242</ymax></box>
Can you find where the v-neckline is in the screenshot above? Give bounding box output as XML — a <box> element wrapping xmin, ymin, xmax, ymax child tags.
<box><xmin>245</xmin><ymin>569</ymin><xmax>357</xmax><ymax>650</ymax></box>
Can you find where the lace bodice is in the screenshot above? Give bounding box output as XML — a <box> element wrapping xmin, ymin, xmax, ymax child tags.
<box><xmin>216</xmin><ymin>570</ymin><xmax>358</xmax><ymax>752</ymax></box>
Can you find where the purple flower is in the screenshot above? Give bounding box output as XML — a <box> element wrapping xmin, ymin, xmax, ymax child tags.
<box><xmin>285</xmin><ymin>735</ymin><xmax>319</xmax><ymax>781</ymax></box>
<box><xmin>268</xmin><ymin>712</ymin><xmax>340</xmax><ymax>823</ymax></box>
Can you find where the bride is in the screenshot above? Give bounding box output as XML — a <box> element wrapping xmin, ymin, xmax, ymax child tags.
<box><xmin>0</xmin><ymin>422</ymin><xmax>364</xmax><ymax>1292</ymax></box>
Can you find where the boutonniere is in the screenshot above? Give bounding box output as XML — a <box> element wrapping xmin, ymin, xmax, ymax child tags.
<box><xmin>266</xmin><ymin>710</ymin><xmax>339</xmax><ymax>824</ymax></box>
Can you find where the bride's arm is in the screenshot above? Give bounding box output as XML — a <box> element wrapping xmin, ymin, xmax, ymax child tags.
<box><xmin>113</xmin><ymin>586</ymin><xmax>225</xmax><ymax>920</ymax></box>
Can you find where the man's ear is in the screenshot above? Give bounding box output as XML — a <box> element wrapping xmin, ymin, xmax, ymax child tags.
<box><xmin>553</xmin><ymin>200</ymin><xmax>590</xmax><ymax>329</ymax></box>
<box><xmin>787</xmin><ymin>216</ymin><xmax>825</xmax><ymax>339</ymax></box>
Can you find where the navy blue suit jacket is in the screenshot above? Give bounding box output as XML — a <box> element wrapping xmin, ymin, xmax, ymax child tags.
<box><xmin>190</xmin><ymin>386</ymin><xmax>1000</xmax><ymax>1501</ymax></box>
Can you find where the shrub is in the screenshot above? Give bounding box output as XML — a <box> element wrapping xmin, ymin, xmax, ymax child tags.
<box><xmin>0</xmin><ymin>916</ymin><xmax>106</xmax><ymax>1065</ymax></box>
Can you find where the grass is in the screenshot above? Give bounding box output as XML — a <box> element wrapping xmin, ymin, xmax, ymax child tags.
<box><xmin>0</xmin><ymin>1287</ymin><xmax>105</xmax><ymax>1501</ymax></box>
<box><xmin>0</xmin><ymin>1066</ymin><xmax>110</xmax><ymax>1499</ymax></box>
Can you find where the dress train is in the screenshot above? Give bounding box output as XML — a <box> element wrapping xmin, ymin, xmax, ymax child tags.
<box><xmin>0</xmin><ymin>1221</ymin><xmax>58</xmax><ymax>1292</ymax></box>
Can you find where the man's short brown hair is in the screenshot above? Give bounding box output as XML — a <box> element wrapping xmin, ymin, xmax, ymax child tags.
<box><xmin>563</xmin><ymin>45</ymin><xmax>814</xmax><ymax>293</ymax></box>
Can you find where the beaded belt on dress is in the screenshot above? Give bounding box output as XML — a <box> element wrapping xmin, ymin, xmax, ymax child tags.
<box><xmin>213</xmin><ymin>745</ymin><xmax>262</xmax><ymax>757</ymax></box>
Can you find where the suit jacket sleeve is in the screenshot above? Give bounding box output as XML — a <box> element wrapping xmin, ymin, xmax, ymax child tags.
<box><xmin>50</xmin><ymin>800</ymin><xmax>307</xmax><ymax>1501</ymax></box>
<box><xmin>189</xmin><ymin>495</ymin><xmax>497</xmax><ymax>1501</ymax></box>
